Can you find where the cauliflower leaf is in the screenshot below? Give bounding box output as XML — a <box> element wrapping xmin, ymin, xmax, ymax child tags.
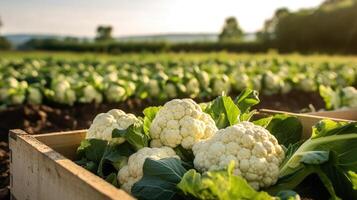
<box><xmin>131</xmin><ymin>158</ymin><xmax>188</xmax><ymax>200</ymax></box>
<box><xmin>177</xmin><ymin>162</ymin><xmax>274</xmax><ymax>200</ymax></box>
<box><xmin>254</xmin><ymin>114</ymin><xmax>303</xmax><ymax>147</ymax></box>
<box><xmin>268</xmin><ymin>120</ymin><xmax>357</xmax><ymax>200</ymax></box>
<box><xmin>112</xmin><ymin>120</ymin><xmax>150</xmax><ymax>151</ymax></box>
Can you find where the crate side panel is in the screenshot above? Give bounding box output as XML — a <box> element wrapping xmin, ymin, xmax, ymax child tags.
<box><xmin>10</xmin><ymin>132</ymin><xmax>134</xmax><ymax>200</ymax></box>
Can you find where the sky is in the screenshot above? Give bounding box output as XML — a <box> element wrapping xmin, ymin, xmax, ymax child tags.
<box><xmin>0</xmin><ymin>0</ymin><xmax>324</xmax><ymax>37</ymax></box>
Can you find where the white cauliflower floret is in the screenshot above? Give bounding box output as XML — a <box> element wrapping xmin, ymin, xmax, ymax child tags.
<box><xmin>117</xmin><ymin>147</ymin><xmax>179</xmax><ymax>193</ymax></box>
<box><xmin>193</xmin><ymin>121</ymin><xmax>285</xmax><ymax>190</ymax></box>
<box><xmin>232</xmin><ymin>73</ymin><xmax>250</xmax><ymax>91</ymax></box>
<box><xmin>86</xmin><ymin>109</ymin><xmax>138</xmax><ymax>143</ymax></box>
<box><xmin>341</xmin><ymin>86</ymin><xmax>357</xmax><ymax>108</ymax></box>
<box><xmin>52</xmin><ymin>80</ymin><xmax>76</xmax><ymax>105</ymax></box>
<box><xmin>105</xmin><ymin>84</ymin><xmax>126</xmax><ymax>103</ymax></box>
<box><xmin>263</xmin><ymin>71</ymin><xmax>282</xmax><ymax>95</ymax></box>
<box><xmin>186</xmin><ymin>78</ymin><xmax>200</xmax><ymax>98</ymax></box>
<box><xmin>212</xmin><ymin>75</ymin><xmax>231</xmax><ymax>96</ymax></box>
<box><xmin>149</xmin><ymin>99</ymin><xmax>217</xmax><ymax>150</ymax></box>
<box><xmin>80</xmin><ymin>85</ymin><xmax>103</xmax><ymax>103</ymax></box>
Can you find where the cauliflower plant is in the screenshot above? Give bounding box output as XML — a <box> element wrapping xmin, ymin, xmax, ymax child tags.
<box><xmin>341</xmin><ymin>86</ymin><xmax>357</xmax><ymax>108</ymax></box>
<box><xmin>164</xmin><ymin>83</ymin><xmax>177</xmax><ymax>99</ymax></box>
<box><xmin>212</xmin><ymin>75</ymin><xmax>231</xmax><ymax>96</ymax></box>
<box><xmin>185</xmin><ymin>78</ymin><xmax>200</xmax><ymax>98</ymax></box>
<box><xmin>27</xmin><ymin>86</ymin><xmax>42</xmax><ymax>104</ymax></box>
<box><xmin>193</xmin><ymin>121</ymin><xmax>285</xmax><ymax>190</ymax></box>
<box><xmin>150</xmin><ymin>99</ymin><xmax>218</xmax><ymax>150</ymax></box>
<box><xmin>118</xmin><ymin>147</ymin><xmax>179</xmax><ymax>193</ymax></box>
<box><xmin>148</xmin><ymin>79</ymin><xmax>160</xmax><ymax>97</ymax></box>
<box><xmin>79</xmin><ymin>85</ymin><xmax>103</xmax><ymax>103</ymax></box>
<box><xmin>86</xmin><ymin>109</ymin><xmax>138</xmax><ymax>143</ymax></box>
<box><xmin>0</xmin><ymin>77</ymin><xmax>28</xmax><ymax>105</ymax></box>
<box><xmin>262</xmin><ymin>71</ymin><xmax>282</xmax><ymax>95</ymax></box>
<box><xmin>232</xmin><ymin>72</ymin><xmax>250</xmax><ymax>91</ymax></box>
<box><xmin>105</xmin><ymin>84</ymin><xmax>126</xmax><ymax>103</ymax></box>
<box><xmin>52</xmin><ymin>79</ymin><xmax>76</xmax><ymax>105</ymax></box>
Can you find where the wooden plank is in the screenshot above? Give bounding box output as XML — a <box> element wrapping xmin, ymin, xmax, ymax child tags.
<box><xmin>308</xmin><ymin>109</ymin><xmax>357</xmax><ymax>121</ymax></box>
<box><xmin>9</xmin><ymin>129</ymin><xmax>134</xmax><ymax>200</ymax></box>
<box><xmin>257</xmin><ymin>109</ymin><xmax>354</xmax><ymax>139</ymax></box>
<box><xmin>33</xmin><ymin>130</ymin><xmax>87</xmax><ymax>160</ymax></box>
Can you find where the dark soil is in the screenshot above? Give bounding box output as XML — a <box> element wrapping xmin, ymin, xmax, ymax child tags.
<box><xmin>0</xmin><ymin>91</ymin><xmax>325</xmax><ymax>199</ymax></box>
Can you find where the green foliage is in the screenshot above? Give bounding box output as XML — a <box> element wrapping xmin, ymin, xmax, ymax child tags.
<box><xmin>204</xmin><ymin>95</ymin><xmax>240</xmax><ymax>128</ymax></box>
<box><xmin>75</xmin><ymin>138</ymin><xmax>135</xmax><ymax>185</ymax></box>
<box><xmin>0</xmin><ymin>37</ymin><xmax>11</xmax><ymax>50</ymax></box>
<box><xmin>254</xmin><ymin>114</ymin><xmax>303</xmax><ymax>147</ymax></box>
<box><xmin>204</xmin><ymin>89</ymin><xmax>260</xmax><ymax>128</ymax></box>
<box><xmin>267</xmin><ymin>120</ymin><xmax>357</xmax><ymax>200</ymax></box>
<box><xmin>112</xmin><ymin>120</ymin><xmax>150</xmax><ymax>151</ymax></box>
<box><xmin>263</xmin><ymin>0</ymin><xmax>357</xmax><ymax>53</ymax></box>
<box><xmin>143</xmin><ymin>106</ymin><xmax>161</xmax><ymax>135</ymax></box>
<box><xmin>131</xmin><ymin>158</ymin><xmax>188</xmax><ymax>200</ymax></box>
<box><xmin>95</xmin><ymin>25</ymin><xmax>113</xmax><ymax>42</ymax></box>
<box><xmin>219</xmin><ymin>17</ymin><xmax>244</xmax><ymax>43</ymax></box>
<box><xmin>177</xmin><ymin>162</ymin><xmax>274</xmax><ymax>200</ymax></box>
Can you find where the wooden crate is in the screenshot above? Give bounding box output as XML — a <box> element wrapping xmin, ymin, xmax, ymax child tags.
<box><xmin>307</xmin><ymin>108</ymin><xmax>357</xmax><ymax>121</ymax></box>
<box><xmin>9</xmin><ymin>110</ymin><xmax>356</xmax><ymax>200</ymax></box>
<box><xmin>9</xmin><ymin>129</ymin><xmax>134</xmax><ymax>200</ymax></box>
<box><xmin>257</xmin><ymin>109</ymin><xmax>355</xmax><ymax>139</ymax></box>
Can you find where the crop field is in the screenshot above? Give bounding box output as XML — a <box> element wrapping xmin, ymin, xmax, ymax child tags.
<box><xmin>0</xmin><ymin>51</ymin><xmax>357</xmax><ymax>200</ymax></box>
<box><xmin>0</xmin><ymin>51</ymin><xmax>356</xmax><ymax>135</ymax></box>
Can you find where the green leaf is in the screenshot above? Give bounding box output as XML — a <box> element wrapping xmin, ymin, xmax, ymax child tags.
<box><xmin>97</xmin><ymin>142</ymin><xmax>135</xmax><ymax>177</ymax></box>
<box><xmin>105</xmin><ymin>172</ymin><xmax>119</xmax><ymax>187</ymax></box>
<box><xmin>348</xmin><ymin>171</ymin><xmax>357</xmax><ymax>190</ymax></box>
<box><xmin>265</xmin><ymin>114</ymin><xmax>303</xmax><ymax>147</ymax></box>
<box><xmin>275</xmin><ymin>190</ymin><xmax>300</xmax><ymax>200</ymax></box>
<box><xmin>319</xmin><ymin>85</ymin><xmax>341</xmax><ymax>110</ymax></box>
<box><xmin>234</xmin><ymin>88</ymin><xmax>260</xmax><ymax>114</ymax></box>
<box><xmin>75</xmin><ymin>158</ymin><xmax>98</xmax><ymax>173</ymax></box>
<box><xmin>112</xmin><ymin>120</ymin><xmax>149</xmax><ymax>151</ymax></box>
<box><xmin>143</xmin><ymin>106</ymin><xmax>161</xmax><ymax>135</ymax></box>
<box><xmin>204</xmin><ymin>95</ymin><xmax>240</xmax><ymax>128</ymax></box>
<box><xmin>131</xmin><ymin>158</ymin><xmax>187</xmax><ymax>200</ymax></box>
<box><xmin>76</xmin><ymin>138</ymin><xmax>108</xmax><ymax>163</ymax></box>
<box><xmin>271</xmin><ymin>121</ymin><xmax>357</xmax><ymax>200</ymax></box>
<box><xmin>173</xmin><ymin>145</ymin><xmax>194</xmax><ymax>168</ymax></box>
<box><xmin>300</xmin><ymin>151</ymin><xmax>330</xmax><ymax>165</ymax></box>
<box><xmin>253</xmin><ymin>116</ymin><xmax>273</xmax><ymax>128</ymax></box>
<box><xmin>312</xmin><ymin>119</ymin><xmax>357</xmax><ymax>139</ymax></box>
<box><xmin>177</xmin><ymin>162</ymin><xmax>275</xmax><ymax>200</ymax></box>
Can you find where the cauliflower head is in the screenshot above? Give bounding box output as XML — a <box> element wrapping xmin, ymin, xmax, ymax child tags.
<box><xmin>86</xmin><ymin>109</ymin><xmax>138</xmax><ymax>143</ymax></box>
<box><xmin>52</xmin><ymin>80</ymin><xmax>76</xmax><ymax>105</ymax></box>
<box><xmin>149</xmin><ymin>99</ymin><xmax>218</xmax><ymax>150</ymax></box>
<box><xmin>80</xmin><ymin>85</ymin><xmax>103</xmax><ymax>103</ymax></box>
<box><xmin>192</xmin><ymin>121</ymin><xmax>285</xmax><ymax>190</ymax></box>
<box><xmin>27</xmin><ymin>87</ymin><xmax>42</xmax><ymax>104</ymax></box>
<box><xmin>105</xmin><ymin>84</ymin><xmax>126</xmax><ymax>103</ymax></box>
<box><xmin>341</xmin><ymin>86</ymin><xmax>357</xmax><ymax>108</ymax></box>
<box><xmin>117</xmin><ymin>147</ymin><xmax>179</xmax><ymax>193</ymax></box>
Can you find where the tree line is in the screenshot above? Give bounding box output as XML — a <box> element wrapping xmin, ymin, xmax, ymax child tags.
<box><xmin>3</xmin><ymin>0</ymin><xmax>357</xmax><ymax>53</ymax></box>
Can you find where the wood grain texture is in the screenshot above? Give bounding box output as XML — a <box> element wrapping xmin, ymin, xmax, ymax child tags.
<box><xmin>308</xmin><ymin>109</ymin><xmax>357</xmax><ymax>121</ymax></box>
<box><xmin>9</xmin><ymin>129</ymin><xmax>134</xmax><ymax>200</ymax></box>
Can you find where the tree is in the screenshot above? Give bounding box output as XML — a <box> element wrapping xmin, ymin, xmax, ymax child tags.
<box><xmin>0</xmin><ymin>16</ymin><xmax>11</xmax><ymax>50</ymax></box>
<box><xmin>257</xmin><ymin>8</ymin><xmax>290</xmax><ymax>42</ymax></box>
<box><xmin>95</xmin><ymin>26</ymin><xmax>113</xmax><ymax>42</ymax></box>
<box><xmin>218</xmin><ymin>17</ymin><xmax>243</xmax><ymax>43</ymax></box>
<box><xmin>0</xmin><ymin>16</ymin><xmax>3</xmax><ymax>33</ymax></box>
